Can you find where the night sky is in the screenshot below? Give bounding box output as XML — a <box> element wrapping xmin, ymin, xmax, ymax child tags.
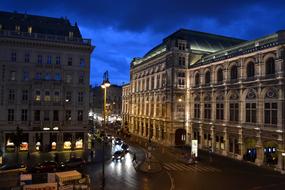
<box><xmin>1</xmin><ymin>0</ymin><xmax>285</xmax><ymax>86</ymax></box>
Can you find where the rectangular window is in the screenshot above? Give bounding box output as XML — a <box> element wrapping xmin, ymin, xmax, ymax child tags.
<box><xmin>47</xmin><ymin>56</ymin><xmax>52</xmax><ymax>64</ymax></box>
<box><xmin>34</xmin><ymin>110</ymin><xmax>40</xmax><ymax>121</ymax></box>
<box><xmin>56</xmin><ymin>56</ymin><xmax>61</xmax><ymax>65</ymax></box>
<box><xmin>8</xmin><ymin>109</ymin><xmax>14</xmax><ymax>121</ymax></box>
<box><xmin>194</xmin><ymin>103</ymin><xmax>200</xmax><ymax>119</ymax></box>
<box><xmin>54</xmin><ymin>91</ymin><xmax>60</xmax><ymax>102</ymax></box>
<box><xmin>78</xmin><ymin>73</ymin><xmax>84</xmax><ymax>84</ymax></box>
<box><xmin>65</xmin><ymin>110</ymin><xmax>71</xmax><ymax>121</ymax></box>
<box><xmin>230</xmin><ymin>103</ymin><xmax>239</xmax><ymax>122</ymax></box>
<box><xmin>44</xmin><ymin>91</ymin><xmax>50</xmax><ymax>101</ymax></box>
<box><xmin>8</xmin><ymin>89</ymin><xmax>15</xmax><ymax>101</ymax></box>
<box><xmin>178</xmin><ymin>57</ymin><xmax>186</xmax><ymax>66</ymax></box>
<box><xmin>66</xmin><ymin>91</ymin><xmax>72</xmax><ymax>102</ymax></box>
<box><xmin>204</xmin><ymin>103</ymin><xmax>211</xmax><ymax>119</ymax></box>
<box><xmin>66</xmin><ymin>74</ymin><xmax>72</xmax><ymax>83</ymax></box>
<box><xmin>78</xmin><ymin>92</ymin><xmax>83</xmax><ymax>103</ymax></box>
<box><xmin>216</xmin><ymin>103</ymin><xmax>224</xmax><ymax>120</ymax></box>
<box><xmin>68</xmin><ymin>57</ymin><xmax>72</xmax><ymax>66</ymax></box>
<box><xmin>53</xmin><ymin>110</ymin><xmax>59</xmax><ymax>121</ymax></box>
<box><xmin>21</xmin><ymin>109</ymin><xmax>28</xmax><ymax>121</ymax></box>
<box><xmin>22</xmin><ymin>90</ymin><xmax>28</xmax><ymax>101</ymax></box>
<box><xmin>246</xmin><ymin>103</ymin><xmax>256</xmax><ymax>123</ymax></box>
<box><xmin>264</xmin><ymin>102</ymin><xmax>278</xmax><ymax>125</ymax></box>
<box><xmin>78</xmin><ymin>110</ymin><xmax>83</xmax><ymax>121</ymax></box>
<box><xmin>10</xmin><ymin>71</ymin><xmax>16</xmax><ymax>81</ymax></box>
<box><xmin>11</xmin><ymin>52</ymin><xmax>16</xmax><ymax>62</ymax></box>
<box><xmin>44</xmin><ymin>110</ymin><xmax>49</xmax><ymax>121</ymax></box>
<box><xmin>156</xmin><ymin>75</ymin><xmax>160</xmax><ymax>89</ymax></box>
<box><xmin>23</xmin><ymin>70</ymin><xmax>29</xmax><ymax>81</ymax></box>
<box><xmin>37</xmin><ymin>55</ymin><xmax>43</xmax><ymax>64</ymax></box>
<box><xmin>80</xmin><ymin>58</ymin><xmax>85</xmax><ymax>67</ymax></box>
<box><xmin>35</xmin><ymin>90</ymin><xmax>41</xmax><ymax>101</ymax></box>
<box><xmin>24</xmin><ymin>53</ymin><xmax>30</xmax><ymax>63</ymax></box>
<box><xmin>55</xmin><ymin>73</ymin><xmax>61</xmax><ymax>81</ymax></box>
<box><xmin>35</xmin><ymin>72</ymin><xmax>41</xmax><ymax>80</ymax></box>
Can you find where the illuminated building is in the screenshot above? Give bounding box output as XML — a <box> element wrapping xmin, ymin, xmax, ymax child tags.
<box><xmin>123</xmin><ymin>28</ymin><xmax>285</xmax><ymax>170</ymax></box>
<box><xmin>0</xmin><ymin>11</ymin><xmax>94</xmax><ymax>152</ymax></box>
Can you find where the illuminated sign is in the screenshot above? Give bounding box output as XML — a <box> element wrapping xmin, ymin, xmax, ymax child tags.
<box><xmin>191</xmin><ymin>140</ymin><xmax>198</xmax><ymax>157</ymax></box>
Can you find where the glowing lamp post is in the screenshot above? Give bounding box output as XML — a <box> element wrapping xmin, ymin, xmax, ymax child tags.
<box><xmin>101</xmin><ymin>71</ymin><xmax>110</xmax><ymax>189</ymax></box>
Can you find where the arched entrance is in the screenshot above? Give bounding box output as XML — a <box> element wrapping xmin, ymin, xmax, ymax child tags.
<box><xmin>263</xmin><ymin>141</ymin><xmax>278</xmax><ymax>165</ymax></box>
<box><xmin>175</xmin><ymin>128</ymin><xmax>186</xmax><ymax>146</ymax></box>
<box><xmin>243</xmin><ymin>138</ymin><xmax>257</xmax><ymax>162</ymax></box>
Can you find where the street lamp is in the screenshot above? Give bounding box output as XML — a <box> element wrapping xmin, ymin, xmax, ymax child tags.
<box><xmin>101</xmin><ymin>74</ymin><xmax>110</xmax><ymax>189</ymax></box>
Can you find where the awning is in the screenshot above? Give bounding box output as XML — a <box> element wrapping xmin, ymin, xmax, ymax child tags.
<box><xmin>55</xmin><ymin>170</ymin><xmax>82</xmax><ymax>183</ymax></box>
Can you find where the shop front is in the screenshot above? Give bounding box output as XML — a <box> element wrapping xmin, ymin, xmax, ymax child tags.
<box><xmin>75</xmin><ymin>133</ymin><xmax>84</xmax><ymax>149</ymax></box>
<box><xmin>50</xmin><ymin>133</ymin><xmax>57</xmax><ymax>151</ymax></box>
<box><xmin>35</xmin><ymin>133</ymin><xmax>43</xmax><ymax>151</ymax></box>
<box><xmin>63</xmin><ymin>133</ymin><xmax>72</xmax><ymax>150</ymax></box>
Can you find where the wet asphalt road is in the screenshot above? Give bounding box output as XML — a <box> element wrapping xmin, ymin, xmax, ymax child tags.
<box><xmin>83</xmin><ymin>140</ymin><xmax>171</xmax><ymax>190</ymax></box>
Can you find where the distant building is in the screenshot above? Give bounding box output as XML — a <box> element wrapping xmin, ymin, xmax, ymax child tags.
<box><xmin>90</xmin><ymin>85</ymin><xmax>122</xmax><ymax>123</ymax></box>
<box><xmin>0</xmin><ymin>11</ymin><xmax>94</xmax><ymax>153</ymax></box>
<box><xmin>123</xmin><ymin>28</ymin><xmax>285</xmax><ymax>170</ymax></box>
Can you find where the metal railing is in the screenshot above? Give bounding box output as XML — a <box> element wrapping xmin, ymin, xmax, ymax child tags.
<box><xmin>0</xmin><ymin>29</ymin><xmax>91</xmax><ymax>45</ymax></box>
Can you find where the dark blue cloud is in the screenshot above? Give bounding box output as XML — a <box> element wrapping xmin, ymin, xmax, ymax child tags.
<box><xmin>1</xmin><ymin>0</ymin><xmax>285</xmax><ymax>85</ymax></box>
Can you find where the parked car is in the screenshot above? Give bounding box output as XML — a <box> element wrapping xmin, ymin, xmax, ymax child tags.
<box><xmin>29</xmin><ymin>161</ymin><xmax>58</xmax><ymax>173</ymax></box>
<box><xmin>121</xmin><ymin>143</ymin><xmax>129</xmax><ymax>153</ymax></box>
<box><xmin>63</xmin><ymin>157</ymin><xmax>86</xmax><ymax>169</ymax></box>
<box><xmin>114</xmin><ymin>138</ymin><xmax>123</xmax><ymax>145</ymax></box>
<box><xmin>112</xmin><ymin>150</ymin><xmax>125</xmax><ymax>161</ymax></box>
<box><xmin>0</xmin><ymin>163</ymin><xmax>25</xmax><ymax>171</ymax></box>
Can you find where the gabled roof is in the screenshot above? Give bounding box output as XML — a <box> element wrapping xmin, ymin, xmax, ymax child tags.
<box><xmin>0</xmin><ymin>11</ymin><xmax>82</xmax><ymax>38</ymax></box>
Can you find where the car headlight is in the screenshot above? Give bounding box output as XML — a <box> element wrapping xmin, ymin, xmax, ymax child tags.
<box><xmin>112</xmin><ymin>156</ymin><xmax>114</xmax><ymax>158</ymax></box>
<box><xmin>118</xmin><ymin>156</ymin><xmax>121</xmax><ymax>159</ymax></box>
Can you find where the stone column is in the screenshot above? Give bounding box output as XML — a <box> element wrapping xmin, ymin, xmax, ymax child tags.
<box><xmin>211</xmin><ymin>126</ymin><xmax>215</xmax><ymax>152</ymax></box>
<box><xmin>223</xmin><ymin>128</ymin><xmax>228</xmax><ymax>156</ymax></box>
<box><xmin>57</xmin><ymin>132</ymin><xmax>63</xmax><ymax>151</ymax></box>
<box><xmin>238</xmin><ymin>128</ymin><xmax>243</xmax><ymax>160</ymax></box>
<box><xmin>29</xmin><ymin>133</ymin><xmax>35</xmax><ymax>152</ymax></box>
<box><xmin>255</xmin><ymin>134</ymin><xmax>263</xmax><ymax>166</ymax></box>
<box><xmin>42</xmin><ymin>132</ymin><xmax>50</xmax><ymax>152</ymax></box>
<box><xmin>199</xmin><ymin>126</ymin><xmax>203</xmax><ymax>149</ymax></box>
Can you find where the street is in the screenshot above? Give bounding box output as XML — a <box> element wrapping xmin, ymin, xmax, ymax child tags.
<box><xmin>1</xmin><ymin>136</ymin><xmax>285</xmax><ymax>190</ymax></box>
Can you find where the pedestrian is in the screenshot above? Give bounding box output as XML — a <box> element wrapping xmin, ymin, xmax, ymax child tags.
<box><xmin>132</xmin><ymin>153</ymin><xmax>137</xmax><ymax>164</ymax></box>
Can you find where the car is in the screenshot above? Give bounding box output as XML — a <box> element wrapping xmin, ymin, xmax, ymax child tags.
<box><xmin>29</xmin><ymin>161</ymin><xmax>58</xmax><ymax>173</ymax></box>
<box><xmin>114</xmin><ymin>138</ymin><xmax>123</xmax><ymax>145</ymax></box>
<box><xmin>112</xmin><ymin>150</ymin><xmax>125</xmax><ymax>161</ymax></box>
<box><xmin>121</xmin><ymin>143</ymin><xmax>129</xmax><ymax>153</ymax></box>
<box><xmin>63</xmin><ymin>157</ymin><xmax>86</xmax><ymax>169</ymax></box>
<box><xmin>0</xmin><ymin>163</ymin><xmax>26</xmax><ymax>171</ymax></box>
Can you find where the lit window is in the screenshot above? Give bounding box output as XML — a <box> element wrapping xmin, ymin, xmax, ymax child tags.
<box><xmin>44</xmin><ymin>91</ymin><xmax>51</xmax><ymax>101</ymax></box>
<box><xmin>35</xmin><ymin>90</ymin><xmax>41</xmax><ymax>101</ymax></box>
<box><xmin>15</xmin><ymin>25</ymin><xmax>20</xmax><ymax>32</ymax></box>
<box><xmin>28</xmin><ymin>26</ymin><xmax>32</xmax><ymax>34</ymax></box>
<box><xmin>69</xmin><ymin>31</ymin><xmax>73</xmax><ymax>38</ymax></box>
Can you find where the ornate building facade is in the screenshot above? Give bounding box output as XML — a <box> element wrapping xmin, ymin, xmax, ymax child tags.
<box><xmin>0</xmin><ymin>11</ymin><xmax>94</xmax><ymax>153</ymax></box>
<box><xmin>122</xmin><ymin>28</ymin><xmax>285</xmax><ymax>170</ymax></box>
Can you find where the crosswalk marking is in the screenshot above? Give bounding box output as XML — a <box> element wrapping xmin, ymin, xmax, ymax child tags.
<box><xmin>163</xmin><ymin>162</ymin><xmax>221</xmax><ymax>173</ymax></box>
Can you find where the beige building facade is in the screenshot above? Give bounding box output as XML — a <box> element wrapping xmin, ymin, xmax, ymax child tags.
<box><xmin>0</xmin><ymin>11</ymin><xmax>94</xmax><ymax>153</ymax></box>
<box><xmin>122</xmin><ymin>29</ymin><xmax>285</xmax><ymax>170</ymax></box>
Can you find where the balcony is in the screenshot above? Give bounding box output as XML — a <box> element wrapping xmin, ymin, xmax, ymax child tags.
<box><xmin>0</xmin><ymin>30</ymin><xmax>91</xmax><ymax>45</ymax></box>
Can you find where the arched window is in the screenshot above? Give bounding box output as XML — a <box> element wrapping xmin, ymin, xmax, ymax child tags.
<box><xmin>264</xmin><ymin>88</ymin><xmax>278</xmax><ymax>126</ymax></box>
<box><xmin>217</xmin><ymin>68</ymin><xmax>223</xmax><ymax>83</ymax></box>
<box><xmin>245</xmin><ymin>89</ymin><xmax>257</xmax><ymax>123</ymax></box>
<box><xmin>230</xmin><ymin>65</ymin><xmax>238</xmax><ymax>80</ymax></box>
<box><xmin>216</xmin><ymin>94</ymin><xmax>224</xmax><ymax>120</ymax></box>
<box><xmin>194</xmin><ymin>95</ymin><xmax>200</xmax><ymax>119</ymax></box>
<box><xmin>205</xmin><ymin>71</ymin><xmax>211</xmax><ymax>85</ymax></box>
<box><xmin>265</xmin><ymin>57</ymin><xmax>275</xmax><ymax>76</ymax></box>
<box><xmin>229</xmin><ymin>92</ymin><xmax>239</xmax><ymax>122</ymax></box>
<box><xmin>204</xmin><ymin>94</ymin><xmax>211</xmax><ymax>120</ymax></box>
<box><xmin>195</xmin><ymin>73</ymin><xmax>200</xmax><ymax>86</ymax></box>
<box><xmin>247</xmin><ymin>62</ymin><xmax>255</xmax><ymax>78</ymax></box>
